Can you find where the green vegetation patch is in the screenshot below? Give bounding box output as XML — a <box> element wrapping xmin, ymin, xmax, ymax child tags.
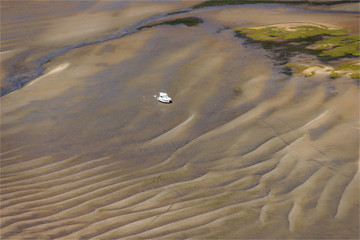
<box><xmin>285</xmin><ymin>62</ymin><xmax>360</xmax><ymax>79</ymax></box>
<box><xmin>235</xmin><ymin>23</ymin><xmax>347</xmax><ymax>42</ymax></box>
<box><xmin>350</xmin><ymin>73</ymin><xmax>360</xmax><ymax>79</ymax></box>
<box><xmin>308</xmin><ymin>35</ymin><xmax>360</xmax><ymax>57</ymax></box>
<box><xmin>234</xmin><ymin>23</ymin><xmax>359</xmax><ymax>59</ymax></box>
<box><xmin>333</xmin><ymin>62</ymin><xmax>360</xmax><ymax>79</ymax></box>
<box><xmin>284</xmin><ymin>63</ymin><xmax>309</xmax><ymax>73</ymax></box>
<box><xmin>336</xmin><ymin>62</ymin><xmax>360</xmax><ymax>71</ymax></box>
<box><xmin>139</xmin><ymin>17</ymin><xmax>203</xmax><ymax>30</ymax></box>
<box><xmin>330</xmin><ymin>71</ymin><xmax>339</xmax><ymax>78</ymax></box>
<box><xmin>193</xmin><ymin>0</ymin><xmax>279</xmax><ymax>8</ymax></box>
<box><xmin>193</xmin><ymin>0</ymin><xmax>357</xmax><ymax>8</ymax></box>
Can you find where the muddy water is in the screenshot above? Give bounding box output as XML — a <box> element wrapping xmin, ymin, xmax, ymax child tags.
<box><xmin>1</xmin><ymin>2</ymin><xmax>359</xmax><ymax>239</ymax></box>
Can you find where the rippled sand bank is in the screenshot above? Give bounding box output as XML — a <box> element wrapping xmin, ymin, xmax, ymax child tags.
<box><xmin>1</xmin><ymin>2</ymin><xmax>359</xmax><ymax>239</ymax></box>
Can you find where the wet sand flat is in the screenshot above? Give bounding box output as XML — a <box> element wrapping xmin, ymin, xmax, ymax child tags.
<box><xmin>1</xmin><ymin>1</ymin><xmax>359</xmax><ymax>239</ymax></box>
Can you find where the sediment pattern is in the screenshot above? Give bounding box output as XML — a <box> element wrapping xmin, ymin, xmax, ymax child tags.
<box><xmin>1</xmin><ymin>2</ymin><xmax>359</xmax><ymax>239</ymax></box>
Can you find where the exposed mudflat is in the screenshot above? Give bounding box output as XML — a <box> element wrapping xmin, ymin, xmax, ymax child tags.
<box><xmin>1</xmin><ymin>1</ymin><xmax>359</xmax><ymax>239</ymax></box>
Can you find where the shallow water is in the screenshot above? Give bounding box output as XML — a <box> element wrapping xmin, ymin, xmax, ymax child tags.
<box><xmin>1</xmin><ymin>1</ymin><xmax>359</xmax><ymax>239</ymax></box>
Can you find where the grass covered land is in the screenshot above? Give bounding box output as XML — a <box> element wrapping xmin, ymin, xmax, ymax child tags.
<box><xmin>307</xmin><ymin>35</ymin><xmax>360</xmax><ymax>57</ymax></box>
<box><xmin>235</xmin><ymin>23</ymin><xmax>359</xmax><ymax>78</ymax></box>
<box><xmin>192</xmin><ymin>0</ymin><xmax>358</xmax><ymax>8</ymax></box>
<box><xmin>138</xmin><ymin>17</ymin><xmax>203</xmax><ymax>30</ymax></box>
<box><xmin>285</xmin><ymin>62</ymin><xmax>360</xmax><ymax>78</ymax></box>
<box><xmin>235</xmin><ymin>23</ymin><xmax>359</xmax><ymax>57</ymax></box>
<box><xmin>235</xmin><ymin>23</ymin><xmax>347</xmax><ymax>42</ymax></box>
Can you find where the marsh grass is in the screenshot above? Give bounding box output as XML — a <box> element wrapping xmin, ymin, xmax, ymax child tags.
<box><xmin>235</xmin><ymin>30</ymin><xmax>323</xmax><ymax>65</ymax></box>
<box><xmin>312</xmin><ymin>35</ymin><xmax>360</xmax><ymax>57</ymax></box>
<box><xmin>285</xmin><ymin>62</ymin><xmax>360</xmax><ymax>79</ymax></box>
<box><xmin>192</xmin><ymin>0</ymin><xmax>358</xmax><ymax>9</ymax></box>
<box><xmin>138</xmin><ymin>17</ymin><xmax>203</xmax><ymax>30</ymax></box>
<box><xmin>336</xmin><ymin>62</ymin><xmax>360</xmax><ymax>71</ymax></box>
<box><xmin>350</xmin><ymin>73</ymin><xmax>360</xmax><ymax>79</ymax></box>
<box><xmin>330</xmin><ymin>71</ymin><xmax>339</xmax><ymax>78</ymax></box>
<box><xmin>285</xmin><ymin>64</ymin><xmax>310</xmax><ymax>73</ymax></box>
<box><xmin>235</xmin><ymin>25</ymin><xmax>347</xmax><ymax>42</ymax></box>
<box><xmin>235</xmin><ymin>24</ymin><xmax>360</xmax><ymax>60</ymax></box>
<box><xmin>193</xmin><ymin>0</ymin><xmax>304</xmax><ymax>8</ymax></box>
<box><xmin>335</xmin><ymin>62</ymin><xmax>360</xmax><ymax>78</ymax></box>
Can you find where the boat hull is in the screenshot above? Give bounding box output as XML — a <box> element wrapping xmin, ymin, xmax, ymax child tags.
<box><xmin>157</xmin><ymin>98</ymin><xmax>171</xmax><ymax>103</ymax></box>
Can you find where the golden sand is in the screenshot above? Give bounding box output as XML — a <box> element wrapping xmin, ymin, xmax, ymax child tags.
<box><xmin>1</xmin><ymin>2</ymin><xmax>359</xmax><ymax>239</ymax></box>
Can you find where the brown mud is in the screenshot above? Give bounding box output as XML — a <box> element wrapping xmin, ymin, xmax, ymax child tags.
<box><xmin>1</xmin><ymin>1</ymin><xmax>359</xmax><ymax>239</ymax></box>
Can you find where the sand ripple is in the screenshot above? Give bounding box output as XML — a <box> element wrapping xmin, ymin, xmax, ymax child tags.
<box><xmin>1</xmin><ymin>2</ymin><xmax>359</xmax><ymax>239</ymax></box>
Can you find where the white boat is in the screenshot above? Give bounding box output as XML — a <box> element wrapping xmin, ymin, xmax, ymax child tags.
<box><xmin>157</xmin><ymin>92</ymin><xmax>172</xmax><ymax>103</ymax></box>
